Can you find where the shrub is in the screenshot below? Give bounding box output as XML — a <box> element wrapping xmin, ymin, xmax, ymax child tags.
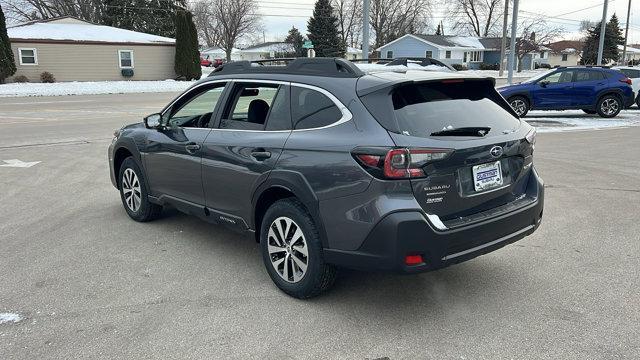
<box><xmin>451</xmin><ymin>64</ymin><xmax>468</xmax><ymax>71</ymax></box>
<box><xmin>479</xmin><ymin>63</ymin><xmax>499</xmax><ymax>70</ymax></box>
<box><xmin>40</xmin><ymin>71</ymin><xmax>55</xmax><ymax>83</ymax></box>
<box><xmin>13</xmin><ymin>75</ymin><xmax>28</xmax><ymax>83</ymax></box>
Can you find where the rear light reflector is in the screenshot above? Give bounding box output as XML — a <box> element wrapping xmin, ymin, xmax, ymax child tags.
<box><xmin>620</xmin><ymin>77</ymin><xmax>632</xmax><ymax>85</ymax></box>
<box><xmin>405</xmin><ymin>255</ymin><xmax>424</xmax><ymax>266</ymax></box>
<box><xmin>353</xmin><ymin>147</ymin><xmax>453</xmax><ymax>179</ymax></box>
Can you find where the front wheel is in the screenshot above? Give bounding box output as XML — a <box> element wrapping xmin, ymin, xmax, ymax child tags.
<box><xmin>118</xmin><ymin>157</ymin><xmax>162</xmax><ymax>222</ymax></box>
<box><xmin>597</xmin><ymin>95</ymin><xmax>622</xmax><ymax>118</ymax></box>
<box><xmin>508</xmin><ymin>96</ymin><xmax>530</xmax><ymax>117</ymax></box>
<box><xmin>260</xmin><ymin>199</ymin><xmax>336</xmax><ymax>299</ymax></box>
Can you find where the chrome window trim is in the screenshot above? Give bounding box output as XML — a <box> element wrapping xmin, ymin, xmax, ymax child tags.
<box><xmin>159</xmin><ymin>78</ymin><xmax>353</xmax><ymax>133</ymax></box>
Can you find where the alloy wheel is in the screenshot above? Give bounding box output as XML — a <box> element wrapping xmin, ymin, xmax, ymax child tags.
<box><xmin>600</xmin><ymin>98</ymin><xmax>619</xmax><ymax>116</ymax></box>
<box><xmin>267</xmin><ymin>216</ymin><xmax>309</xmax><ymax>283</ymax></box>
<box><xmin>510</xmin><ymin>99</ymin><xmax>527</xmax><ymax>116</ymax></box>
<box><xmin>122</xmin><ymin>168</ymin><xmax>141</xmax><ymax>212</ymax></box>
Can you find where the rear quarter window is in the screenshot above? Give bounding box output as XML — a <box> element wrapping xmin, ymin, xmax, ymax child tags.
<box><xmin>291</xmin><ymin>87</ymin><xmax>343</xmax><ymax>130</ymax></box>
<box><xmin>361</xmin><ymin>80</ymin><xmax>521</xmax><ymax>138</ymax></box>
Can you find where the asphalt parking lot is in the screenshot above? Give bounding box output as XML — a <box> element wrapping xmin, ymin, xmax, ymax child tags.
<box><xmin>1</xmin><ymin>93</ymin><xmax>639</xmax><ymax>359</ymax></box>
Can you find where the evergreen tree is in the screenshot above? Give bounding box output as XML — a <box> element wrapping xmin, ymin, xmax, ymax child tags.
<box><xmin>435</xmin><ymin>24</ymin><xmax>442</xmax><ymax>36</ymax></box>
<box><xmin>581</xmin><ymin>14</ymin><xmax>625</xmax><ymax>65</ymax></box>
<box><xmin>0</xmin><ymin>4</ymin><xmax>16</xmax><ymax>83</ymax></box>
<box><xmin>307</xmin><ymin>0</ymin><xmax>345</xmax><ymax>57</ymax></box>
<box><xmin>285</xmin><ymin>26</ymin><xmax>306</xmax><ymax>57</ymax></box>
<box><xmin>174</xmin><ymin>9</ymin><xmax>201</xmax><ymax>81</ymax></box>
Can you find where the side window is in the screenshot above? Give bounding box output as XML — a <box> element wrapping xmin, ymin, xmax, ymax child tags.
<box><xmin>386</xmin><ymin>50</ymin><xmax>394</xmax><ymax>59</ymax></box>
<box><xmin>575</xmin><ymin>70</ymin><xmax>604</xmax><ymax>82</ymax></box>
<box><xmin>265</xmin><ymin>86</ymin><xmax>292</xmax><ymax>131</ymax></box>
<box><xmin>426</xmin><ymin>51</ymin><xmax>433</xmax><ymax>59</ymax></box>
<box><xmin>291</xmin><ymin>86</ymin><xmax>343</xmax><ymax>130</ymax></box>
<box><xmin>543</xmin><ymin>70</ymin><xmax>573</xmax><ymax>84</ymax></box>
<box><xmin>168</xmin><ymin>85</ymin><xmax>226</xmax><ymax>128</ymax></box>
<box><xmin>219</xmin><ymin>83</ymin><xmax>280</xmax><ymax>130</ymax></box>
<box><xmin>620</xmin><ymin>69</ymin><xmax>640</xmax><ymax>78</ymax></box>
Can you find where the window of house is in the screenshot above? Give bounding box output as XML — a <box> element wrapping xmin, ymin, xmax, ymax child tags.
<box><xmin>463</xmin><ymin>52</ymin><xmax>468</xmax><ymax>62</ymax></box>
<box><xmin>540</xmin><ymin>51</ymin><xmax>545</xmax><ymax>59</ymax></box>
<box><xmin>425</xmin><ymin>51</ymin><xmax>433</xmax><ymax>58</ymax></box>
<box><xmin>291</xmin><ymin>86</ymin><xmax>343</xmax><ymax>130</ymax></box>
<box><xmin>445</xmin><ymin>50</ymin><xmax>451</xmax><ymax>59</ymax></box>
<box><xmin>118</xmin><ymin>50</ymin><xmax>134</xmax><ymax>68</ymax></box>
<box><xmin>18</xmin><ymin>48</ymin><xmax>37</xmax><ymax>65</ymax></box>
<box><xmin>469</xmin><ymin>51</ymin><xmax>482</xmax><ymax>62</ymax></box>
<box><xmin>386</xmin><ymin>50</ymin><xmax>394</xmax><ymax>59</ymax></box>
<box><xmin>561</xmin><ymin>54</ymin><xmax>568</xmax><ymax>61</ymax></box>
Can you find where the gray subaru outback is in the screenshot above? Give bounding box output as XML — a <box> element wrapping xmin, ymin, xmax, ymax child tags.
<box><xmin>108</xmin><ymin>58</ymin><xmax>544</xmax><ymax>298</ymax></box>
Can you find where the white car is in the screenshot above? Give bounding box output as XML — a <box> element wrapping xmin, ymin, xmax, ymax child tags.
<box><xmin>613</xmin><ymin>66</ymin><xmax>640</xmax><ymax>106</ymax></box>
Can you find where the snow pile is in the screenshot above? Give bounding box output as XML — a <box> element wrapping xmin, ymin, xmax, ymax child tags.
<box><xmin>526</xmin><ymin>110</ymin><xmax>640</xmax><ymax>132</ymax></box>
<box><xmin>0</xmin><ymin>312</ymin><xmax>22</xmax><ymax>324</ymax></box>
<box><xmin>447</xmin><ymin>36</ymin><xmax>484</xmax><ymax>49</ymax></box>
<box><xmin>8</xmin><ymin>23</ymin><xmax>174</xmax><ymax>44</ymax></box>
<box><xmin>0</xmin><ymin>80</ymin><xmax>195</xmax><ymax>97</ymax></box>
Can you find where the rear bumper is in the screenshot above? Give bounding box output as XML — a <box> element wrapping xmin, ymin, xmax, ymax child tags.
<box><xmin>324</xmin><ymin>168</ymin><xmax>544</xmax><ymax>273</ymax></box>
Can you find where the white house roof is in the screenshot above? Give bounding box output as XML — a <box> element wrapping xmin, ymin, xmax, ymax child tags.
<box><xmin>346</xmin><ymin>46</ymin><xmax>361</xmax><ymax>54</ymax></box>
<box><xmin>377</xmin><ymin>34</ymin><xmax>486</xmax><ymax>51</ymax></box>
<box><xmin>8</xmin><ymin>18</ymin><xmax>174</xmax><ymax>45</ymax></box>
<box><xmin>618</xmin><ymin>45</ymin><xmax>640</xmax><ymax>54</ymax></box>
<box><xmin>241</xmin><ymin>42</ymin><xmax>294</xmax><ymax>53</ymax></box>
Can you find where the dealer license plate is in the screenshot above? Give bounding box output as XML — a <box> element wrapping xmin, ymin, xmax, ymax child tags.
<box><xmin>472</xmin><ymin>161</ymin><xmax>503</xmax><ymax>192</ymax></box>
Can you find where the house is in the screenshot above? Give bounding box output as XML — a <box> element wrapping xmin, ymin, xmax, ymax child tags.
<box><xmin>546</xmin><ymin>40</ymin><xmax>583</xmax><ymax>67</ymax></box>
<box><xmin>200</xmin><ymin>46</ymin><xmax>241</xmax><ymax>61</ymax></box>
<box><xmin>618</xmin><ymin>45</ymin><xmax>640</xmax><ymax>64</ymax></box>
<box><xmin>6</xmin><ymin>16</ymin><xmax>176</xmax><ymax>82</ymax></box>
<box><xmin>376</xmin><ymin>34</ymin><xmax>549</xmax><ymax>70</ymax></box>
<box><xmin>479</xmin><ymin>37</ymin><xmax>549</xmax><ymax>70</ymax></box>
<box><xmin>345</xmin><ymin>46</ymin><xmax>364</xmax><ymax>60</ymax></box>
<box><xmin>238</xmin><ymin>42</ymin><xmax>295</xmax><ymax>61</ymax></box>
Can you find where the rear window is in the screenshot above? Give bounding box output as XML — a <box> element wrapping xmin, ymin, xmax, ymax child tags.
<box><xmin>362</xmin><ymin>81</ymin><xmax>520</xmax><ymax>138</ymax></box>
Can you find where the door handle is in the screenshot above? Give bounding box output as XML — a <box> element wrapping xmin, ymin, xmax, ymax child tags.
<box><xmin>185</xmin><ymin>143</ymin><xmax>201</xmax><ymax>154</ymax></box>
<box><xmin>251</xmin><ymin>148</ymin><xmax>271</xmax><ymax>160</ymax></box>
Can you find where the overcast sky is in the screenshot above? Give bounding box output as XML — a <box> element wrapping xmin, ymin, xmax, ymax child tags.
<box><xmin>258</xmin><ymin>0</ymin><xmax>640</xmax><ymax>45</ymax></box>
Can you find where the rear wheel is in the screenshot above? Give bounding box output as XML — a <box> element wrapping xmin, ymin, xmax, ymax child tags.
<box><xmin>597</xmin><ymin>94</ymin><xmax>622</xmax><ymax>118</ymax></box>
<box><xmin>508</xmin><ymin>96</ymin><xmax>530</xmax><ymax>117</ymax></box>
<box><xmin>118</xmin><ymin>157</ymin><xmax>162</xmax><ymax>222</ymax></box>
<box><xmin>582</xmin><ymin>109</ymin><xmax>597</xmax><ymax>114</ymax></box>
<box><xmin>260</xmin><ymin>198</ymin><xmax>336</xmax><ymax>299</ymax></box>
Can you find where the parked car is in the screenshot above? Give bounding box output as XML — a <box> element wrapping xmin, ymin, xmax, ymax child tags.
<box><xmin>200</xmin><ymin>55</ymin><xmax>213</xmax><ymax>67</ymax></box>
<box><xmin>108</xmin><ymin>58</ymin><xmax>544</xmax><ymax>298</ymax></box>
<box><xmin>499</xmin><ymin>66</ymin><xmax>634</xmax><ymax>118</ymax></box>
<box><xmin>612</xmin><ymin>66</ymin><xmax>640</xmax><ymax>106</ymax></box>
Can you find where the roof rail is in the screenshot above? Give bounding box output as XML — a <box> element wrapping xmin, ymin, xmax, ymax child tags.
<box><xmin>209</xmin><ymin>57</ymin><xmax>365</xmax><ymax>78</ymax></box>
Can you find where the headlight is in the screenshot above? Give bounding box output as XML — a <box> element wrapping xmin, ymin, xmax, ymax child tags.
<box><xmin>525</xmin><ymin>128</ymin><xmax>536</xmax><ymax>145</ymax></box>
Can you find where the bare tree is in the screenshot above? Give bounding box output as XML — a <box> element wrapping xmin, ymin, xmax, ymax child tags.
<box><xmin>332</xmin><ymin>0</ymin><xmax>361</xmax><ymax>48</ymax></box>
<box><xmin>1</xmin><ymin>0</ymin><xmax>106</xmax><ymax>23</ymax></box>
<box><xmin>515</xmin><ymin>17</ymin><xmax>563</xmax><ymax>72</ymax></box>
<box><xmin>369</xmin><ymin>0</ymin><xmax>431</xmax><ymax>49</ymax></box>
<box><xmin>190</xmin><ymin>0</ymin><xmax>219</xmax><ymax>47</ymax></box>
<box><xmin>449</xmin><ymin>0</ymin><xmax>503</xmax><ymax>37</ymax></box>
<box><xmin>210</xmin><ymin>0</ymin><xmax>261</xmax><ymax>61</ymax></box>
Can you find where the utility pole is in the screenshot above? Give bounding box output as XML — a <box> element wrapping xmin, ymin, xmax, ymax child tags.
<box><xmin>597</xmin><ymin>0</ymin><xmax>609</xmax><ymax>65</ymax></box>
<box><xmin>499</xmin><ymin>0</ymin><xmax>509</xmax><ymax>77</ymax></box>
<box><xmin>362</xmin><ymin>0</ymin><xmax>370</xmax><ymax>60</ymax></box>
<box><xmin>622</xmin><ymin>0</ymin><xmax>632</xmax><ymax>65</ymax></box>
<box><xmin>507</xmin><ymin>0</ymin><xmax>519</xmax><ymax>84</ymax></box>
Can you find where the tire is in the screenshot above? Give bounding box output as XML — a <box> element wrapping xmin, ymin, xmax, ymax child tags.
<box><xmin>597</xmin><ymin>94</ymin><xmax>622</xmax><ymax>118</ymax></box>
<box><xmin>508</xmin><ymin>96</ymin><xmax>530</xmax><ymax>117</ymax></box>
<box><xmin>260</xmin><ymin>198</ymin><xmax>337</xmax><ymax>299</ymax></box>
<box><xmin>635</xmin><ymin>96</ymin><xmax>640</xmax><ymax>108</ymax></box>
<box><xmin>118</xmin><ymin>157</ymin><xmax>162</xmax><ymax>222</ymax></box>
<box><xmin>582</xmin><ymin>109</ymin><xmax>597</xmax><ymax>114</ymax></box>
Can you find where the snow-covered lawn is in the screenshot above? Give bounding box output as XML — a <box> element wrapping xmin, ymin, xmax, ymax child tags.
<box><xmin>525</xmin><ymin>109</ymin><xmax>640</xmax><ymax>132</ymax></box>
<box><xmin>0</xmin><ymin>79</ymin><xmax>196</xmax><ymax>97</ymax></box>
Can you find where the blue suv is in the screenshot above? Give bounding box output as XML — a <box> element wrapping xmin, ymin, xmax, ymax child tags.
<box><xmin>499</xmin><ymin>66</ymin><xmax>634</xmax><ymax>118</ymax></box>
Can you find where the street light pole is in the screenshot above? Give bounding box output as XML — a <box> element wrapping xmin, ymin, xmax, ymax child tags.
<box><xmin>362</xmin><ymin>0</ymin><xmax>370</xmax><ymax>60</ymax></box>
<box><xmin>622</xmin><ymin>0</ymin><xmax>632</xmax><ymax>65</ymax></box>
<box><xmin>507</xmin><ymin>0</ymin><xmax>519</xmax><ymax>84</ymax></box>
<box><xmin>499</xmin><ymin>0</ymin><xmax>509</xmax><ymax>77</ymax></box>
<box><xmin>597</xmin><ymin>0</ymin><xmax>609</xmax><ymax>65</ymax></box>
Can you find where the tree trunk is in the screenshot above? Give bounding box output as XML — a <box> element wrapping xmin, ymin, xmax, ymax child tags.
<box><xmin>226</xmin><ymin>49</ymin><xmax>232</xmax><ymax>62</ymax></box>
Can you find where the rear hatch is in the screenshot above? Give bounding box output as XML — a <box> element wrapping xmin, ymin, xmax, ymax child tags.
<box><xmin>359</xmin><ymin>77</ymin><xmax>536</xmax><ymax>226</ymax></box>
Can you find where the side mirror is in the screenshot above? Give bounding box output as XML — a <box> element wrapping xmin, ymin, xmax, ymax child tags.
<box><xmin>539</xmin><ymin>81</ymin><xmax>549</xmax><ymax>88</ymax></box>
<box><xmin>144</xmin><ymin>113</ymin><xmax>162</xmax><ymax>129</ymax></box>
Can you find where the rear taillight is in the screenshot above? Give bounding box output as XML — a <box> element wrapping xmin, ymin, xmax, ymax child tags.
<box><xmin>620</xmin><ymin>77</ymin><xmax>632</xmax><ymax>85</ymax></box>
<box><xmin>354</xmin><ymin>147</ymin><xmax>453</xmax><ymax>179</ymax></box>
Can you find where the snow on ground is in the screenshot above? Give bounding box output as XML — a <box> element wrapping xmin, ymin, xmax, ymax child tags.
<box><xmin>525</xmin><ymin>110</ymin><xmax>640</xmax><ymax>132</ymax></box>
<box><xmin>461</xmin><ymin>69</ymin><xmax>547</xmax><ymax>79</ymax></box>
<box><xmin>0</xmin><ymin>312</ymin><xmax>23</xmax><ymax>324</ymax></box>
<box><xmin>0</xmin><ymin>80</ymin><xmax>195</xmax><ymax>97</ymax></box>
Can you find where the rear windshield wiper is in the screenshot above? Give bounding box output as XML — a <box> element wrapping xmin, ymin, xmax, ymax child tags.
<box><xmin>430</xmin><ymin>127</ymin><xmax>491</xmax><ymax>137</ymax></box>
